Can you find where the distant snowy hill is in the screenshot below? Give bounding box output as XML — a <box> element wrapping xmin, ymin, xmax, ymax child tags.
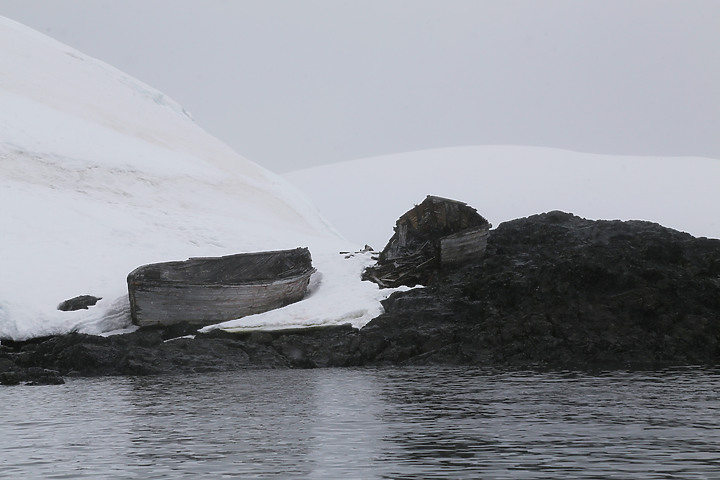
<box><xmin>284</xmin><ymin>146</ymin><xmax>720</xmax><ymax>250</ymax></box>
<box><xmin>0</xmin><ymin>17</ymin><xmax>389</xmax><ymax>340</ymax></box>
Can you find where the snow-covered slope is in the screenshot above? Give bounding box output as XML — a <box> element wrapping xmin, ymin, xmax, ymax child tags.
<box><xmin>0</xmin><ymin>17</ymin><xmax>391</xmax><ymax>340</ymax></box>
<box><xmin>284</xmin><ymin>146</ymin><xmax>720</xmax><ymax>249</ymax></box>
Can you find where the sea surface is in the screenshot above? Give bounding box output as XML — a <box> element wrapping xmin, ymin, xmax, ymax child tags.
<box><xmin>1</xmin><ymin>366</ymin><xmax>719</xmax><ymax>479</ymax></box>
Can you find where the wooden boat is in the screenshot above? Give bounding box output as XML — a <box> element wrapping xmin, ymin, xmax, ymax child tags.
<box><xmin>127</xmin><ymin>247</ymin><xmax>315</xmax><ymax>327</ymax></box>
<box><xmin>364</xmin><ymin>196</ymin><xmax>491</xmax><ymax>287</ymax></box>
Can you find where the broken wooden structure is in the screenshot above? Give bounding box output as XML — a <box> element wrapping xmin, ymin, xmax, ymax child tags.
<box><xmin>127</xmin><ymin>247</ymin><xmax>315</xmax><ymax>327</ymax></box>
<box><xmin>363</xmin><ymin>196</ymin><xmax>490</xmax><ymax>287</ymax></box>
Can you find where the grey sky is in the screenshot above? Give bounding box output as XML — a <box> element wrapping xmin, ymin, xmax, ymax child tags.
<box><xmin>1</xmin><ymin>0</ymin><xmax>718</xmax><ymax>172</ymax></box>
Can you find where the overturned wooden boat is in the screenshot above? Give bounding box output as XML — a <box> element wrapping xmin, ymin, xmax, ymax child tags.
<box><xmin>127</xmin><ymin>247</ymin><xmax>315</xmax><ymax>327</ymax></box>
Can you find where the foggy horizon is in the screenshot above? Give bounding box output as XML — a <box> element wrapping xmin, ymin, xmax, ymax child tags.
<box><xmin>1</xmin><ymin>0</ymin><xmax>718</xmax><ymax>172</ymax></box>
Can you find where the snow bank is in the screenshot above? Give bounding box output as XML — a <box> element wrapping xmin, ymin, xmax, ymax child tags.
<box><xmin>0</xmin><ymin>17</ymin><xmax>393</xmax><ymax>340</ymax></box>
<box><xmin>284</xmin><ymin>146</ymin><xmax>720</xmax><ymax>249</ymax></box>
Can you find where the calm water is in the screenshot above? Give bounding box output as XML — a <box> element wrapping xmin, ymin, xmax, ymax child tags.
<box><xmin>1</xmin><ymin>367</ymin><xmax>719</xmax><ymax>479</ymax></box>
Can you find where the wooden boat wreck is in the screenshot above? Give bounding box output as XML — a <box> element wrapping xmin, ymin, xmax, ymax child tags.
<box><xmin>127</xmin><ymin>247</ymin><xmax>315</xmax><ymax>327</ymax></box>
<box><xmin>363</xmin><ymin>196</ymin><xmax>491</xmax><ymax>288</ymax></box>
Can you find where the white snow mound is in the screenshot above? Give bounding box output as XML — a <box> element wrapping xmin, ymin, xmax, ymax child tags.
<box><xmin>0</xmin><ymin>17</ymin><xmax>393</xmax><ymax>340</ymax></box>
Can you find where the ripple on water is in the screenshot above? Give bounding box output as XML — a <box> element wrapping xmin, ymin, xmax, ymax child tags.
<box><xmin>1</xmin><ymin>367</ymin><xmax>719</xmax><ymax>479</ymax></box>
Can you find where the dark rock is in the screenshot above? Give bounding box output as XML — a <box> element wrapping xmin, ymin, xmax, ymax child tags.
<box><xmin>361</xmin><ymin>211</ymin><xmax>720</xmax><ymax>368</ymax></box>
<box><xmin>0</xmin><ymin>357</ymin><xmax>15</xmax><ymax>372</ymax></box>
<box><xmin>0</xmin><ymin>335</ymin><xmax>55</xmax><ymax>351</ymax></box>
<box><xmin>57</xmin><ymin>295</ymin><xmax>102</xmax><ymax>311</ymax></box>
<box><xmin>247</xmin><ymin>331</ymin><xmax>274</xmax><ymax>344</ymax></box>
<box><xmin>24</xmin><ymin>367</ymin><xmax>65</xmax><ymax>385</ymax></box>
<box><xmin>156</xmin><ymin>322</ymin><xmax>199</xmax><ymax>341</ymax></box>
<box><xmin>0</xmin><ymin>371</ymin><xmax>22</xmax><ymax>386</ymax></box>
<box><xmin>269</xmin><ymin>324</ymin><xmax>361</xmax><ymax>368</ymax></box>
<box><xmin>4</xmin><ymin>323</ymin><xmax>364</xmax><ymax>381</ymax></box>
<box><xmin>0</xmin><ymin>364</ymin><xmax>65</xmax><ymax>385</ymax></box>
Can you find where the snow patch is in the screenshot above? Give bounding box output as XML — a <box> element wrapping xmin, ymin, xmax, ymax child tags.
<box><xmin>0</xmin><ymin>16</ymin><xmax>392</xmax><ymax>340</ymax></box>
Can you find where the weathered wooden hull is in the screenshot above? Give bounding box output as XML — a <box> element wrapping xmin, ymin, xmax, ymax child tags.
<box><xmin>127</xmin><ymin>248</ymin><xmax>315</xmax><ymax>327</ymax></box>
<box><xmin>439</xmin><ymin>225</ymin><xmax>490</xmax><ymax>265</ymax></box>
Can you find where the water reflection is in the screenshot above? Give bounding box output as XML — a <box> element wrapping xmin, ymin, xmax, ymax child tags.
<box><xmin>305</xmin><ymin>369</ymin><xmax>389</xmax><ymax>477</ymax></box>
<box><xmin>0</xmin><ymin>377</ymin><xmax>137</xmax><ymax>479</ymax></box>
<box><xmin>125</xmin><ymin>371</ymin><xmax>320</xmax><ymax>478</ymax></box>
<box><xmin>1</xmin><ymin>367</ymin><xmax>719</xmax><ymax>479</ymax></box>
<box><xmin>374</xmin><ymin>367</ymin><xmax>720</xmax><ymax>479</ymax></box>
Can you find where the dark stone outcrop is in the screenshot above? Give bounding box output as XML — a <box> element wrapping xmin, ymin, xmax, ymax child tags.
<box><xmin>3</xmin><ymin>210</ymin><xmax>720</xmax><ymax>384</ymax></box>
<box><xmin>57</xmin><ymin>295</ymin><xmax>102</xmax><ymax>311</ymax></box>
<box><xmin>0</xmin><ymin>323</ymin><xmax>361</xmax><ymax>383</ymax></box>
<box><xmin>0</xmin><ymin>362</ymin><xmax>65</xmax><ymax>386</ymax></box>
<box><xmin>360</xmin><ymin>211</ymin><xmax>720</xmax><ymax>368</ymax></box>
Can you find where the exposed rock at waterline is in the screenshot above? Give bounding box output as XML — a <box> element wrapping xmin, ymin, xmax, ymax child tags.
<box><xmin>3</xmin><ymin>209</ymin><xmax>720</xmax><ymax>384</ymax></box>
<box><xmin>0</xmin><ymin>323</ymin><xmax>360</xmax><ymax>382</ymax></box>
<box><xmin>361</xmin><ymin>211</ymin><xmax>720</xmax><ymax>367</ymax></box>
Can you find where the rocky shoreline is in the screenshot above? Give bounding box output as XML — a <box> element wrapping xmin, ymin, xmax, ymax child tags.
<box><xmin>3</xmin><ymin>210</ymin><xmax>720</xmax><ymax>385</ymax></box>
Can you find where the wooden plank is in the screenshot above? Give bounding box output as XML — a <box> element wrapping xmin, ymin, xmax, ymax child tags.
<box><xmin>440</xmin><ymin>226</ymin><xmax>490</xmax><ymax>265</ymax></box>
